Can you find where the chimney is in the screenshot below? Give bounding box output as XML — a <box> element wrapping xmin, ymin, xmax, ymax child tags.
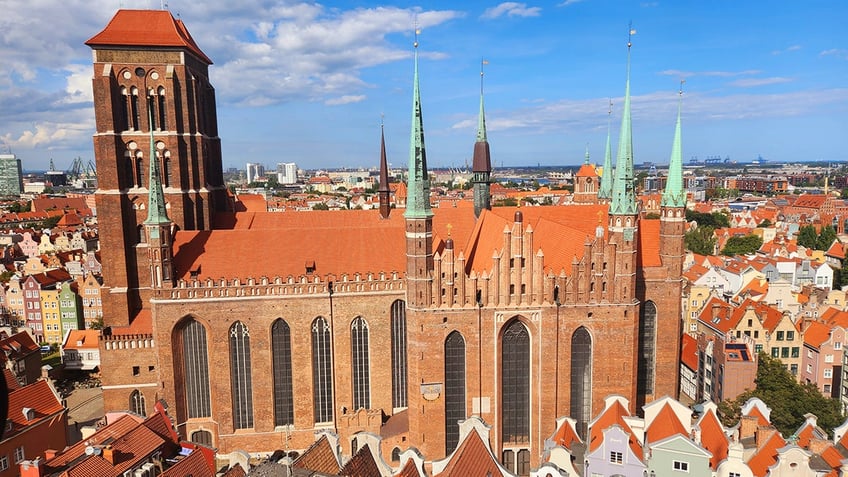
<box><xmin>102</xmin><ymin>445</ymin><xmax>114</xmax><ymax>465</ymax></box>
<box><xmin>19</xmin><ymin>458</ymin><xmax>42</xmax><ymax>477</ymax></box>
<box><xmin>739</xmin><ymin>415</ymin><xmax>759</xmax><ymax>440</ymax></box>
<box><xmin>712</xmin><ymin>303</ymin><xmax>722</xmax><ymax>320</ymax></box>
<box><xmin>43</xmin><ymin>449</ymin><xmax>57</xmax><ymax>461</ymax></box>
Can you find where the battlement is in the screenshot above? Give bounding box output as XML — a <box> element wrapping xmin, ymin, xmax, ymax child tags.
<box><xmin>101</xmin><ymin>333</ymin><xmax>155</xmax><ymax>350</ymax></box>
<box><xmin>164</xmin><ymin>271</ymin><xmax>406</xmax><ymax>300</ymax></box>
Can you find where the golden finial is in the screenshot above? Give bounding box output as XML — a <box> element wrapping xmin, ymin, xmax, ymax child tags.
<box><xmin>446</xmin><ymin>223</ymin><xmax>453</xmax><ymax>237</ymax></box>
<box><xmin>597</xmin><ymin>209</ymin><xmax>605</xmax><ymax>225</ymax></box>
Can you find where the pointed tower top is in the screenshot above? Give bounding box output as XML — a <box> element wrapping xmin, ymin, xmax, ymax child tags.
<box><xmin>662</xmin><ymin>81</ymin><xmax>686</xmax><ymax>208</ymax></box>
<box><xmin>476</xmin><ymin>59</ymin><xmax>488</xmax><ymax>143</ymax></box>
<box><xmin>598</xmin><ymin>99</ymin><xmax>614</xmax><ymax>199</ymax></box>
<box><xmin>610</xmin><ymin>26</ymin><xmax>637</xmax><ymax>216</ymax></box>
<box><xmin>144</xmin><ymin>102</ymin><xmax>170</xmax><ymax>228</ymax></box>
<box><xmin>472</xmin><ymin>59</ymin><xmax>492</xmax><ymax>175</ymax></box>
<box><xmin>584</xmin><ymin>143</ymin><xmax>590</xmax><ymax>164</ymax></box>
<box><xmin>378</xmin><ymin>120</ymin><xmax>390</xmax><ymax>193</ymax></box>
<box><xmin>404</xmin><ymin>27</ymin><xmax>433</xmax><ymax>219</ymax></box>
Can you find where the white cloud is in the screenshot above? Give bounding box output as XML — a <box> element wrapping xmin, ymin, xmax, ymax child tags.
<box><xmin>728</xmin><ymin>77</ymin><xmax>793</xmax><ymax>88</ymax></box>
<box><xmin>820</xmin><ymin>49</ymin><xmax>848</xmax><ymax>60</ymax></box>
<box><xmin>640</xmin><ymin>2</ymin><xmax>659</xmax><ymax>7</ymax></box>
<box><xmin>558</xmin><ymin>0</ymin><xmax>585</xmax><ymax>6</ymax></box>
<box><xmin>62</xmin><ymin>65</ymin><xmax>93</xmax><ymax>104</ymax></box>
<box><xmin>325</xmin><ymin>95</ymin><xmax>367</xmax><ymax>106</ymax></box>
<box><xmin>771</xmin><ymin>45</ymin><xmax>801</xmax><ymax>55</ymax></box>
<box><xmin>481</xmin><ymin>2</ymin><xmax>542</xmax><ymax>19</ymax></box>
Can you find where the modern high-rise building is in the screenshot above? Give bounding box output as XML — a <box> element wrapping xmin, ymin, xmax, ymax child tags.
<box><xmin>90</xmin><ymin>9</ymin><xmax>685</xmax><ymax>474</ymax></box>
<box><xmin>277</xmin><ymin>162</ymin><xmax>298</xmax><ymax>184</ymax></box>
<box><xmin>0</xmin><ymin>153</ymin><xmax>24</xmax><ymax>197</ymax></box>
<box><xmin>246</xmin><ymin>162</ymin><xmax>265</xmax><ymax>183</ymax></box>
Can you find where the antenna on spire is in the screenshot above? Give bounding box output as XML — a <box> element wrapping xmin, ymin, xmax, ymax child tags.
<box><xmin>628</xmin><ymin>21</ymin><xmax>636</xmax><ymax>48</ymax></box>
<box><xmin>679</xmin><ymin>79</ymin><xmax>685</xmax><ymax>95</ymax></box>
<box><xmin>413</xmin><ymin>16</ymin><xmax>420</xmax><ymax>49</ymax></box>
<box><xmin>480</xmin><ymin>58</ymin><xmax>488</xmax><ymax>95</ymax></box>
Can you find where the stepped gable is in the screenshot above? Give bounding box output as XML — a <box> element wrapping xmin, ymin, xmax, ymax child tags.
<box><xmin>696</xmin><ymin>406</ymin><xmax>729</xmax><ymax>469</ymax></box>
<box><xmin>85</xmin><ymin>9</ymin><xmax>212</xmax><ymax>64</ymax></box>
<box><xmin>588</xmin><ymin>399</ymin><xmax>642</xmax><ymax>458</ymax></box>
<box><xmin>292</xmin><ymin>434</ymin><xmax>341</xmax><ymax>474</ymax></box>
<box><xmin>339</xmin><ymin>443</ymin><xmax>381</xmax><ymax>477</ymax></box>
<box><xmin>747</xmin><ymin>432</ymin><xmax>787</xmax><ymax>477</ymax></box>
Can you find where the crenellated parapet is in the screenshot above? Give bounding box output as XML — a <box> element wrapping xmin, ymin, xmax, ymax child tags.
<box><xmin>101</xmin><ymin>333</ymin><xmax>155</xmax><ymax>351</ymax></box>
<box><xmin>161</xmin><ymin>271</ymin><xmax>406</xmax><ymax>300</ymax></box>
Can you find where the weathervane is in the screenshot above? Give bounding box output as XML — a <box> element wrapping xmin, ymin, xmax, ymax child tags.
<box><xmin>628</xmin><ymin>21</ymin><xmax>635</xmax><ymax>48</ymax></box>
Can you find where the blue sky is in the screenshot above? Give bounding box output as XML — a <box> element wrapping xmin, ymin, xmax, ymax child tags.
<box><xmin>0</xmin><ymin>0</ymin><xmax>846</xmax><ymax>172</ymax></box>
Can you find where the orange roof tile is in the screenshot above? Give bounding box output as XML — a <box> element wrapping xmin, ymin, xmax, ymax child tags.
<box><xmin>588</xmin><ymin>400</ymin><xmax>642</xmax><ymax>458</ymax></box>
<box><xmin>293</xmin><ymin>435</ymin><xmax>340</xmax><ymax>474</ymax></box>
<box><xmin>698</xmin><ymin>297</ymin><xmax>736</xmax><ymax>333</ymax></box>
<box><xmin>340</xmin><ymin>443</ymin><xmax>381</xmax><ymax>477</ymax></box>
<box><xmin>46</xmin><ymin>415</ymin><xmax>143</xmax><ymax>469</ymax></box>
<box><xmin>65</xmin><ymin>455</ymin><xmax>119</xmax><ymax>477</ymax></box>
<box><xmin>162</xmin><ymin>448</ymin><xmax>215</xmax><ymax>477</ymax></box>
<box><xmin>234</xmin><ymin>194</ymin><xmax>268</xmax><ymax>213</ymax></box>
<box><xmin>63</xmin><ymin>329</ymin><xmax>100</xmax><ymax>349</ymax></box>
<box><xmin>746</xmin><ymin>432</ymin><xmax>786</xmax><ymax>477</ymax></box>
<box><xmin>3</xmin><ymin>368</ymin><xmax>20</xmax><ymax>392</ymax></box>
<box><xmin>435</xmin><ymin>429</ymin><xmax>503</xmax><ymax>477</ymax></box>
<box><xmin>396</xmin><ymin>459</ymin><xmax>424</xmax><ymax>477</ymax></box>
<box><xmin>803</xmin><ymin>321</ymin><xmax>833</xmax><ymax>349</ymax></box>
<box><xmin>639</xmin><ymin>219</ymin><xmax>662</xmax><ymax>267</ymax></box>
<box><xmin>696</xmin><ymin>409</ymin><xmax>728</xmax><ymax>469</ymax></box>
<box><xmin>220</xmin><ymin>463</ymin><xmax>247</xmax><ymax>477</ymax></box>
<box><xmin>645</xmin><ymin>403</ymin><xmax>689</xmax><ymax>444</ymax></box>
<box><xmin>550</xmin><ymin>419</ymin><xmax>582</xmax><ymax>451</ymax></box>
<box><xmin>86</xmin><ymin>10</ymin><xmax>212</xmax><ymax>64</ymax></box>
<box><xmin>743</xmin><ymin>405</ymin><xmax>771</xmax><ymax>428</ymax></box>
<box><xmin>681</xmin><ymin>334</ymin><xmax>698</xmax><ymax>371</ymax></box>
<box><xmin>7</xmin><ymin>380</ymin><xmax>64</xmax><ymax>436</ymax></box>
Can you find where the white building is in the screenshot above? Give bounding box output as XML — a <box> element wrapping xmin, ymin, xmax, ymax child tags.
<box><xmin>61</xmin><ymin>329</ymin><xmax>101</xmax><ymax>371</ymax></box>
<box><xmin>246</xmin><ymin>162</ymin><xmax>265</xmax><ymax>184</ymax></box>
<box><xmin>276</xmin><ymin>162</ymin><xmax>298</xmax><ymax>184</ymax></box>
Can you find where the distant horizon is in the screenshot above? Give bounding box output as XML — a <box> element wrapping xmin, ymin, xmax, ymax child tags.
<box><xmin>1</xmin><ymin>1</ymin><xmax>846</xmax><ymax>171</ymax></box>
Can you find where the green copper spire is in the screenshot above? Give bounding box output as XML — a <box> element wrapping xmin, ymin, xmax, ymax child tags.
<box><xmin>584</xmin><ymin>143</ymin><xmax>590</xmax><ymax>164</ymax></box>
<box><xmin>472</xmin><ymin>59</ymin><xmax>492</xmax><ymax>218</ymax></box>
<box><xmin>610</xmin><ymin>30</ymin><xmax>637</xmax><ymax>216</ymax></box>
<box><xmin>598</xmin><ymin>100</ymin><xmax>614</xmax><ymax>199</ymax></box>
<box><xmin>405</xmin><ymin>33</ymin><xmax>433</xmax><ymax>219</ymax></box>
<box><xmin>476</xmin><ymin>64</ymin><xmax>488</xmax><ymax>143</ymax></box>
<box><xmin>144</xmin><ymin>106</ymin><xmax>170</xmax><ymax>233</ymax></box>
<box><xmin>662</xmin><ymin>82</ymin><xmax>686</xmax><ymax>207</ymax></box>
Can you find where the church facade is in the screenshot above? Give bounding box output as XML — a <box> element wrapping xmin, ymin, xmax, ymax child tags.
<box><xmin>89</xmin><ymin>10</ymin><xmax>685</xmax><ymax>474</ymax></box>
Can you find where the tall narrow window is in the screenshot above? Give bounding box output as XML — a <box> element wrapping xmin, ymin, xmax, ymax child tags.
<box><xmin>157</xmin><ymin>87</ymin><xmax>167</xmax><ymax>130</ymax></box>
<box><xmin>162</xmin><ymin>152</ymin><xmax>171</xmax><ymax>187</ymax></box>
<box><xmin>272</xmin><ymin>319</ymin><xmax>294</xmax><ymax>426</ymax></box>
<box><xmin>502</xmin><ymin>319</ymin><xmax>530</xmax><ymax>445</ymax></box>
<box><xmin>119</xmin><ymin>86</ymin><xmax>129</xmax><ymax>131</ymax></box>
<box><xmin>571</xmin><ymin>327</ymin><xmax>592</xmax><ymax>437</ymax></box>
<box><xmin>351</xmin><ymin>316</ymin><xmax>370</xmax><ymax>410</ymax></box>
<box><xmin>312</xmin><ymin>316</ymin><xmax>333</xmax><ymax>423</ymax></box>
<box><xmin>637</xmin><ymin>301</ymin><xmax>657</xmax><ymax>398</ymax></box>
<box><xmin>129</xmin><ymin>389</ymin><xmax>146</xmax><ymax>416</ymax></box>
<box><xmin>130</xmin><ymin>87</ymin><xmax>140</xmax><ymax>130</ymax></box>
<box><xmin>147</xmin><ymin>94</ymin><xmax>156</xmax><ymax>130</ymax></box>
<box><xmin>391</xmin><ymin>300</ymin><xmax>407</xmax><ymax>409</ymax></box>
<box><xmin>181</xmin><ymin>318</ymin><xmax>211</xmax><ymax>418</ymax></box>
<box><xmin>444</xmin><ymin>331</ymin><xmax>466</xmax><ymax>454</ymax></box>
<box><xmin>230</xmin><ymin>321</ymin><xmax>253</xmax><ymax>429</ymax></box>
<box><xmin>135</xmin><ymin>154</ymin><xmax>143</xmax><ymax>188</ymax></box>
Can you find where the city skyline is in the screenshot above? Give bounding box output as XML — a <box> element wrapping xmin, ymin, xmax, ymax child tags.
<box><xmin>0</xmin><ymin>0</ymin><xmax>846</xmax><ymax>172</ymax></box>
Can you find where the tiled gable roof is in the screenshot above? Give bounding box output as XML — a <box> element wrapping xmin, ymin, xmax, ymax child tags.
<box><xmin>803</xmin><ymin>321</ymin><xmax>833</xmax><ymax>349</ymax></box>
<box><xmin>645</xmin><ymin>402</ymin><xmax>688</xmax><ymax>444</ymax></box>
<box><xmin>63</xmin><ymin>329</ymin><xmax>100</xmax><ymax>349</ymax></box>
<box><xmin>435</xmin><ymin>428</ymin><xmax>503</xmax><ymax>477</ymax></box>
<box><xmin>293</xmin><ymin>434</ymin><xmax>340</xmax><ymax>474</ymax></box>
<box><xmin>220</xmin><ymin>463</ymin><xmax>247</xmax><ymax>477</ymax></box>
<box><xmin>696</xmin><ymin>408</ymin><xmax>729</xmax><ymax>469</ymax></box>
<box><xmin>0</xmin><ymin>330</ymin><xmax>40</xmax><ymax>357</ymax></box>
<box><xmin>85</xmin><ymin>9</ymin><xmax>212</xmax><ymax>64</ymax></box>
<box><xmin>549</xmin><ymin>418</ymin><xmax>582</xmax><ymax>451</ymax></box>
<box><xmin>638</xmin><ymin>219</ymin><xmax>662</xmax><ymax>267</ymax></box>
<box><xmin>340</xmin><ymin>443</ymin><xmax>381</xmax><ymax>477</ymax></box>
<box><xmin>744</xmin><ymin>405</ymin><xmax>771</xmax><ymax>428</ymax></box>
<box><xmin>697</xmin><ymin>297</ymin><xmax>736</xmax><ymax>333</ymax></box>
<box><xmin>396</xmin><ymin>458</ymin><xmax>424</xmax><ymax>477</ymax></box>
<box><xmin>588</xmin><ymin>399</ymin><xmax>642</xmax><ymax>457</ymax></box>
<box><xmin>45</xmin><ymin>415</ymin><xmax>144</xmax><ymax>469</ymax></box>
<box><xmin>681</xmin><ymin>334</ymin><xmax>698</xmax><ymax>371</ymax></box>
<box><xmin>161</xmin><ymin>448</ymin><xmax>214</xmax><ymax>477</ymax></box>
<box><xmin>795</xmin><ymin>417</ymin><xmax>827</xmax><ymax>448</ymax></box>
<box><xmin>7</xmin><ymin>379</ymin><xmax>64</xmax><ymax>436</ymax></box>
<box><xmin>747</xmin><ymin>432</ymin><xmax>787</xmax><ymax>477</ymax></box>
<box><xmin>65</xmin><ymin>455</ymin><xmax>119</xmax><ymax>477</ymax></box>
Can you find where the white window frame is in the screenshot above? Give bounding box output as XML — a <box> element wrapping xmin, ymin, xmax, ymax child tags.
<box><xmin>673</xmin><ymin>460</ymin><xmax>689</xmax><ymax>472</ymax></box>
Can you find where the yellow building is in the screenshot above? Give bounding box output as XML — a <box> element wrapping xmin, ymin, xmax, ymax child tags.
<box><xmin>40</xmin><ymin>288</ymin><xmax>62</xmax><ymax>344</ymax></box>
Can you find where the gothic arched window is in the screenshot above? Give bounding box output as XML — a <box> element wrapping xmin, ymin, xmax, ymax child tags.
<box><xmin>444</xmin><ymin>331</ymin><xmax>466</xmax><ymax>454</ymax></box>
<box><xmin>180</xmin><ymin>318</ymin><xmax>211</xmax><ymax>418</ymax></box>
<box><xmin>390</xmin><ymin>300</ymin><xmax>407</xmax><ymax>409</ymax></box>
<box><xmin>190</xmin><ymin>430</ymin><xmax>212</xmax><ymax>446</ymax></box>
<box><xmin>230</xmin><ymin>321</ymin><xmax>253</xmax><ymax>429</ymax></box>
<box><xmin>351</xmin><ymin>316</ymin><xmax>370</xmax><ymax>410</ymax></box>
<box><xmin>157</xmin><ymin>86</ymin><xmax>167</xmax><ymax>130</ymax></box>
<box><xmin>312</xmin><ymin>316</ymin><xmax>333</xmax><ymax>423</ymax></box>
<box><xmin>271</xmin><ymin>319</ymin><xmax>294</xmax><ymax>426</ymax></box>
<box><xmin>637</xmin><ymin>301</ymin><xmax>658</xmax><ymax>397</ymax></box>
<box><xmin>570</xmin><ymin>327</ymin><xmax>592</xmax><ymax>437</ymax></box>
<box><xmin>502</xmin><ymin>320</ymin><xmax>530</xmax><ymax>445</ymax></box>
<box><xmin>129</xmin><ymin>389</ymin><xmax>146</xmax><ymax>416</ymax></box>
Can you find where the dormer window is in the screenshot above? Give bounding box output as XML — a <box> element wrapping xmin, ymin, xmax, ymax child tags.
<box><xmin>22</xmin><ymin>407</ymin><xmax>34</xmax><ymax>421</ymax></box>
<box><xmin>305</xmin><ymin>260</ymin><xmax>316</xmax><ymax>275</ymax></box>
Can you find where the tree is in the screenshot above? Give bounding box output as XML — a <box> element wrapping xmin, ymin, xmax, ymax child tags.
<box><xmin>685</xmin><ymin>226</ymin><xmax>716</xmax><ymax>255</ymax></box>
<box><xmin>757</xmin><ymin>219</ymin><xmax>772</xmax><ymax>228</ymax></box>
<box><xmin>841</xmin><ymin>255</ymin><xmax>848</xmax><ymax>288</ymax></box>
<box><xmin>312</xmin><ymin>203</ymin><xmax>329</xmax><ymax>210</ymax></box>
<box><xmin>817</xmin><ymin>225</ymin><xmax>837</xmax><ymax>251</ymax></box>
<box><xmin>718</xmin><ymin>353</ymin><xmax>843</xmax><ymax>437</ymax></box>
<box><xmin>685</xmin><ymin>210</ymin><xmax>730</xmax><ymax>229</ymax></box>
<box><xmin>722</xmin><ymin>234</ymin><xmax>763</xmax><ymax>256</ymax></box>
<box><xmin>645</xmin><ymin>212</ymin><xmax>661</xmax><ymax>219</ymax></box>
<box><xmin>797</xmin><ymin>225</ymin><xmax>818</xmax><ymax>249</ymax></box>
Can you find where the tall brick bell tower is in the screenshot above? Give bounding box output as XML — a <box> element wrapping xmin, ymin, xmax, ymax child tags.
<box><xmin>86</xmin><ymin>10</ymin><xmax>229</xmax><ymax>323</ymax></box>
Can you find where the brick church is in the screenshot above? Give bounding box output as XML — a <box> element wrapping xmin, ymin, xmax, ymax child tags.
<box><xmin>87</xmin><ymin>9</ymin><xmax>685</xmax><ymax>474</ymax></box>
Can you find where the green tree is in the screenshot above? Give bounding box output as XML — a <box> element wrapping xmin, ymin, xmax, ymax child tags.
<box><xmin>312</xmin><ymin>203</ymin><xmax>329</xmax><ymax>210</ymax></box>
<box><xmin>841</xmin><ymin>255</ymin><xmax>848</xmax><ymax>288</ymax></box>
<box><xmin>718</xmin><ymin>353</ymin><xmax>843</xmax><ymax>436</ymax></box>
<box><xmin>722</xmin><ymin>234</ymin><xmax>763</xmax><ymax>256</ymax></box>
<box><xmin>685</xmin><ymin>226</ymin><xmax>716</xmax><ymax>255</ymax></box>
<box><xmin>797</xmin><ymin>225</ymin><xmax>818</xmax><ymax>249</ymax></box>
<box><xmin>817</xmin><ymin>225</ymin><xmax>837</xmax><ymax>251</ymax></box>
<box><xmin>757</xmin><ymin>219</ymin><xmax>772</xmax><ymax>228</ymax></box>
<box><xmin>685</xmin><ymin>210</ymin><xmax>730</xmax><ymax>229</ymax></box>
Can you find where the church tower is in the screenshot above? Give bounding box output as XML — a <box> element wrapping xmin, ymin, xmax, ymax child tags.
<box><xmin>142</xmin><ymin>120</ymin><xmax>175</xmax><ymax>290</ymax></box>
<box><xmin>573</xmin><ymin>145</ymin><xmax>599</xmax><ymax>203</ymax></box>
<box><xmin>660</xmin><ymin>83</ymin><xmax>687</xmax><ymax>275</ymax></box>
<box><xmin>404</xmin><ymin>35</ymin><xmax>434</xmax><ymax>309</ymax></box>
<box><xmin>471</xmin><ymin>64</ymin><xmax>492</xmax><ymax>218</ymax></box>
<box><xmin>86</xmin><ymin>10</ymin><xmax>228</xmax><ymax>321</ymax></box>
<box><xmin>608</xmin><ymin>34</ymin><xmax>639</xmax><ymax>303</ymax></box>
<box><xmin>378</xmin><ymin>122</ymin><xmax>391</xmax><ymax>219</ymax></box>
<box><xmin>597</xmin><ymin>101</ymin><xmax>614</xmax><ymax>201</ymax></box>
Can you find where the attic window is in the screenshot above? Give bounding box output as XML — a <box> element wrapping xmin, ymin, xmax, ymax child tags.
<box><xmin>189</xmin><ymin>266</ymin><xmax>201</xmax><ymax>280</ymax></box>
<box><xmin>305</xmin><ymin>260</ymin><xmax>316</xmax><ymax>274</ymax></box>
<box><xmin>22</xmin><ymin>407</ymin><xmax>34</xmax><ymax>421</ymax></box>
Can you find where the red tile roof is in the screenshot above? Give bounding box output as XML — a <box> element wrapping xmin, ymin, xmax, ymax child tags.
<box><xmin>162</xmin><ymin>448</ymin><xmax>214</xmax><ymax>477</ymax></box>
<box><xmin>743</xmin><ymin>405</ymin><xmax>771</xmax><ymax>428</ymax></box>
<box><xmin>696</xmin><ymin>409</ymin><xmax>728</xmax><ymax>469</ymax></box>
<box><xmin>86</xmin><ymin>10</ymin><xmax>212</xmax><ymax>64</ymax></box>
<box><xmin>3</xmin><ymin>368</ymin><xmax>20</xmax><ymax>392</ymax></box>
<box><xmin>435</xmin><ymin>429</ymin><xmax>503</xmax><ymax>477</ymax></box>
<box><xmin>588</xmin><ymin>399</ymin><xmax>642</xmax><ymax>457</ymax></box>
<box><xmin>549</xmin><ymin>418</ymin><xmax>582</xmax><ymax>451</ymax></box>
<box><xmin>681</xmin><ymin>334</ymin><xmax>698</xmax><ymax>371</ymax></box>
<box><xmin>396</xmin><ymin>459</ymin><xmax>424</xmax><ymax>477</ymax></box>
<box><xmin>746</xmin><ymin>432</ymin><xmax>786</xmax><ymax>477</ymax></box>
<box><xmin>803</xmin><ymin>321</ymin><xmax>833</xmax><ymax>349</ymax></box>
<box><xmin>293</xmin><ymin>434</ymin><xmax>340</xmax><ymax>474</ymax></box>
<box><xmin>0</xmin><ymin>330</ymin><xmax>40</xmax><ymax>358</ymax></box>
<box><xmin>7</xmin><ymin>380</ymin><xmax>64</xmax><ymax>436</ymax></box>
<box><xmin>340</xmin><ymin>443</ymin><xmax>381</xmax><ymax>477</ymax></box>
<box><xmin>639</xmin><ymin>219</ymin><xmax>662</xmax><ymax>267</ymax></box>
<box><xmin>45</xmin><ymin>415</ymin><xmax>143</xmax><ymax>469</ymax></box>
<box><xmin>220</xmin><ymin>463</ymin><xmax>247</xmax><ymax>477</ymax></box>
<box><xmin>63</xmin><ymin>329</ymin><xmax>100</xmax><ymax>350</ymax></box>
<box><xmin>575</xmin><ymin>163</ymin><xmax>598</xmax><ymax>177</ymax></box>
<box><xmin>645</xmin><ymin>402</ymin><xmax>688</xmax><ymax>444</ymax></box>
